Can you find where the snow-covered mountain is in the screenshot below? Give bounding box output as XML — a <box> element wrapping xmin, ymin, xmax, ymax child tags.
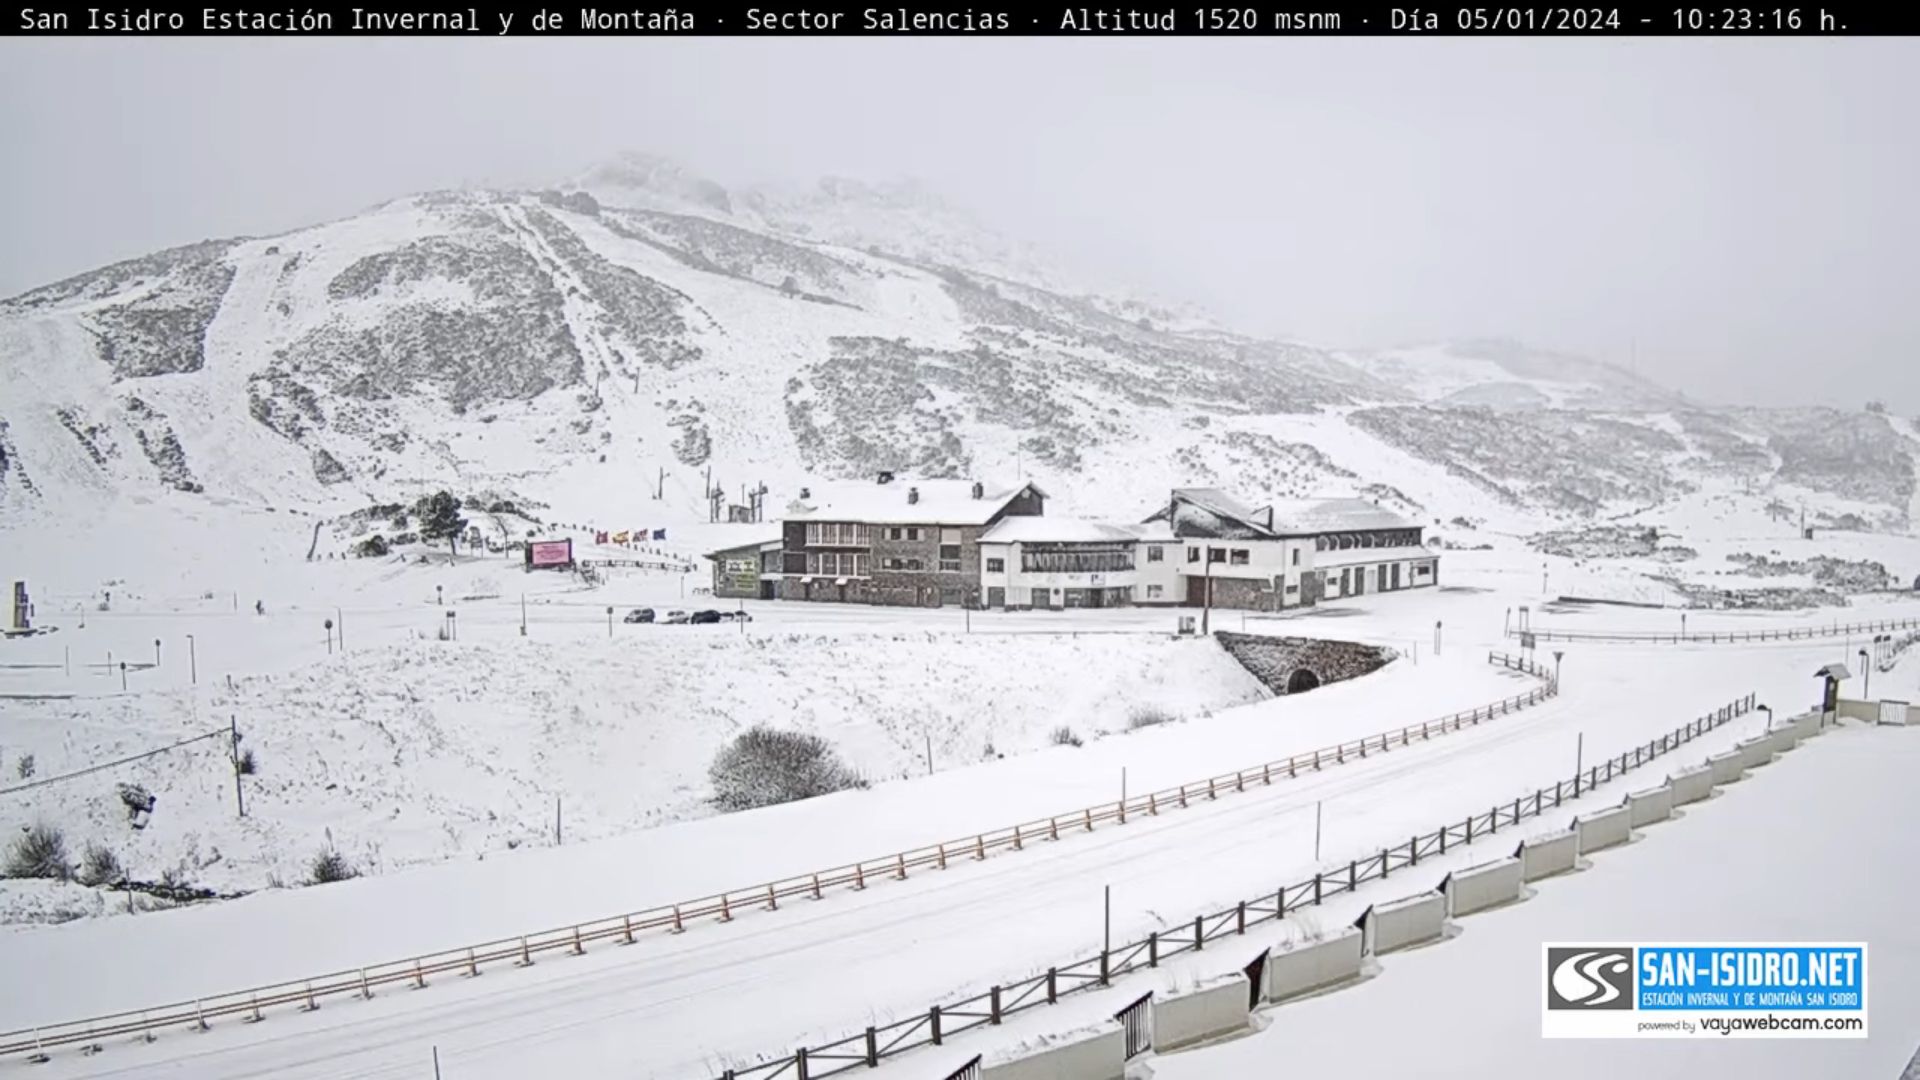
<box><xmin>2</xmin><ymin>154</ymin><xmax>1915</xmax><ymax>544</ymax></box>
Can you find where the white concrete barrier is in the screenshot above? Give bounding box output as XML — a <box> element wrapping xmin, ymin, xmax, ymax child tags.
<box><xmin>1627</xmin><ymin>784</ymin><xmax>1673</xmax><ymax>827</ymax></box>
<box><xmin>1709</xmin><ymin>749</ymin><xmax>1746</xmax><ymax>785</ymax></box>
<box><xmin>1668</xmin><ymin>764</ymin><xmax>1713</xmax><ymax>807</ymax></box>
<box><xmin>1737</xmin><ymin>735</ymin><xmax>1776</xmax><ymax>770</ymax></box>
<box><xmin>1443</xmin><ymin>856</ymin><xmax>1524</xmax><ymax>916</ymax></box>
<box><xmin>1154</xmin><ymin>974</ymin><xmax>1250</xmax><ymax>1051</ymax></box>
<box><xmin>1517</xmin><ymin>830</ymin><xmax>1578</xmax><ymax>881</ymax></box>
<box><xmin>1766</xmin><ymin>718</ymin><xmax>1797</xmax><ymax>753</ymax></box>
<box><xmin>1361</xmin><ymin>890</ymin><xmax>1447</xmax><ymax>954</ymax></box>
<box><xmin>1575</xmin><ymin>804</ymin><xmax>1632</xmax><ymax>855</ymax></box>
<box><xmin>1837</xmin><ymin>699</ymin><xmax>1878</xmax><ymax>723</ymax></box>
<box><xmin>982</xmin><ymin>1022</ymin><xmax>1125</xmax><ymax>1080</ymax></box>
<box><xmin>1266</xmin><ymin>927</ymin><xmax>1365</xmax><ymax>1003</ymax></box>
<box><xmin>1790</xmin><ymin>711</ymin><xmax>1823</xmax><ymax>741</ymax></box>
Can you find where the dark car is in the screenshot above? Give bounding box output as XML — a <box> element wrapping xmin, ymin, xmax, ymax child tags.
<box><xmin>689</xmin><ymin>609</ymin><xmax>723</xmax><ymax>624</ymax></box>
<box><xmin>623</xmin><ymin>608</ymin><xmax>655</xmax><ymax>624</ymax></box>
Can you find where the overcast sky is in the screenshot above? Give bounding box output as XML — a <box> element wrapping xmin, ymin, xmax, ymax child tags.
<box><xmin>2</xmin><ymin>38</ymin><xmax>1915</xmax><ymax>411</ymax></box>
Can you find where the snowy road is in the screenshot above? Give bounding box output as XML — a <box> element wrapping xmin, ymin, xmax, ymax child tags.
<box><xmin>11</xmin><ymin>638</ymin><xmax>1826</xmax><ymax>1080</ymax></box>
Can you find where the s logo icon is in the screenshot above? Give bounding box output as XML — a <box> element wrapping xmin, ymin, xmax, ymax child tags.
<box><xmin>1546</xmin><ymin>947</ymin><xmax>1635</xmax><ymax>1010</ymax></box>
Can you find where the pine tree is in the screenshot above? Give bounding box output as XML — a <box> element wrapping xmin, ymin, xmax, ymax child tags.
<box><xmin>418</xmin><ymin>491</ymin><xmax>468</xmax><ymax>557</ymax></box>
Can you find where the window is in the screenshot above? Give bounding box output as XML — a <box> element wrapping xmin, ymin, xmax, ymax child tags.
<box><xmin>807</xmin><ymin>551</ymin><xmax>869</xmax><ymax>577</ymax></box>
<box><xmin>1315</xmin><ymin>536</ymin><xmax>1327</xmax><ymax>552</ymax></box>
<box><xmin>806</xmin><ymin>523</ymin><xmax>867</xmax><ymax>546</ymax></box>
<box><xmin>1229</xmin><ymin>549</ymin><xmax>1249</xmax><ymax>566</ymax></box>
<box><xmin>886</xmin><ymin>527</ymin><xmax>902</xmax><ymax>541</ymax></box>
<box><xmin>1147</xmin><ymin>545</ymin><xmax>1164</xmax><ymax>563</ymax></box>
<box><xmin>940</xmin><ymin>527</ymin><xmax>961</xmax><ymax>544</ymax></box>
<box><xmin>1291</xmin><ymin>548</ymin><xmax>1300</xmax><ymax>566</ymax></box>
<box><xmin>1019</xmin><ymin>544</ymin><xmax>1134</xmax><ymax>574</ymax></box>
<box><xmin>1146</xmin><ymin>584</ymin><xmax>1163</xmax><ymax>599</ymax></box>
<box><xmin>1187</xmin><ymin>546</ymin><xmax>1200</xmax><ymax>564</ymax></box>
<box><xmin>986</xmin><ymin>557</ymin><xmax>1005</xmax><ymax>573</ymax></box>
<box><xmin>880</xmin><ymin>556</ymin><xmax>925</xmax><ymax>572</ymax></box>
<box><xmin>906</xmin><ymin>527</ymin><xmax>923</xmax><ymax>541</ymax></box>
<box><xmin>939</xmin><ymin>544</ymin><xmax>962</xmax><ymax>573</ymax></box>
<box><xmin>1208</xmin><ymin>547</ymin><xmax>1226</xmax><ymax>564</ymax></box>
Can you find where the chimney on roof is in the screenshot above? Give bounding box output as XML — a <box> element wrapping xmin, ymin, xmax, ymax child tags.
<box><xmin>876</xmin><ymin>470</ymin><xmax>895</xmax><ymax>485</ymax></box>
<box><xmin>907</xmin><ymin>486</ymin><xmax>920</xmax><ymax>506</ymax></box>
<box><xmin>971</xmin><ymin>481</ymin><xmax>984</xmax><ymax>500</ymax></box>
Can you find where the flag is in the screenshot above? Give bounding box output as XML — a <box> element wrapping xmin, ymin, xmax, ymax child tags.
<box><xmin>612</xmin><ymin>530</ymin><xmax>629</xmax><ymax>544</ymax></box>
<box><xmin>652</xmin><ymin>529</ymin><xmax>666</xmax><ymax>540</ymax></box>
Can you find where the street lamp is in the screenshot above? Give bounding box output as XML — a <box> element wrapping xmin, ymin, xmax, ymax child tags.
<box><xmin>324</xmin><ymin>618</ymin><xmax>334</xmax><ymax>654</ymax></box>
<box><xmin>607</xmin><ymin>605</ymin><xmax>614</xmax><ymax>637</ymax></box>
<box><xmin>153</xmin><ymin>638</ymin><xmax>161</xmax><ymax>667</ymax></box>
<box><xmin>1553</xmin><ymin>649</ymin><xmax>1565</xmax><ymax>689</ymax></box>
<box><xmin>1434</xmin><ymin>620</ymin><xmax>1442</xmax><ymax>656</ymax></box>
<box><xmin>1860</xmin><ymin>648</ymin><xmax>1871</xmax><ymax>698</ymax></box>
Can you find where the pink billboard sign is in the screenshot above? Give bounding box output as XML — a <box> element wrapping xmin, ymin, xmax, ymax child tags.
<box><xmin>528</xmin><ymin>539</ymin><xmax>573</xmax><ymax>568</ymax></box>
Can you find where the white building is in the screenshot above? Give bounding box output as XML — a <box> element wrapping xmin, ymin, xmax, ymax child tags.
<box><xmin>1143</xmin><ymin>489</ymin><xmax>1318</xmax><ymax>609</ymax></box>
<box><xmin>1274</xmin><ymin>498</ymin><xmax>1438</xmax><ymax>600</ymax></box>
<box><xmin>976</xmin><ymin>518</ymin><xmax>1178</xmax><ymax>608</ymax></box>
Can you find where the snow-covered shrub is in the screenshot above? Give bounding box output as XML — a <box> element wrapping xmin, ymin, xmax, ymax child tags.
<box><xmin>307</xmin><ymin>850</ymin><xmax>358</xmax><ymax>885</ymax></box>
<box><xmin>1127</xmin><ymin>705</ymin><xmax>1178</xmax><ymax>730</ymax></box>
<box><xmin>1050</xmin><ymin>725</ymin><xmax>1083</xmax><ymax>748</ymax></box>
<box><xmin>78</xmin><ymin>843</ymin><xmax>124</xmax><ymax>887</ymax></box>
<box><xmin>708</xmin><ymin>727</ymin><xmax>865</xmax><ymax>812</ymax></box>
<box><xmin>353</xmin><ymin>534</ymin><xmax>390</xmax><ymax>558</ymax></box>
<box><xmin>236</xmin><ymin>748</ymin><xmax>258</xmax><ymax>775</ymax></box>
<box><xmin>4</xmin><ymin>824</ymin><xmax>72</xmax><ymax>880</ymax></box>
<box><xmin>14</xmin><ymin>754</ymin><xmax>33</xmax><ymax>780</ymax></box>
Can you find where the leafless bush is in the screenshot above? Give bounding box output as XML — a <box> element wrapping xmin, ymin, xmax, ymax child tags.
<box><xmin>15</xmin><ymin>754</ymin><xmax>34</xmax><ymax>780</ymax></box>
<box><xmin>4</xmin><ymin>824</ymin><xmax>72</xmax><ymax>880</ymax></box>
<box><xmin>1127</xmin><ymin>704</ymin><xmax>1179</xmax><ymax>730</ymax></box>
<box><xmin>709</xmin><ymin>727</ymin><xmax>866</xmax><ymax>812</ymax></box>
<box><xmin>77</xmin><ymin>843</ymin><xmax>125</xmax><ymax>887</ymax></box>
<box><xmin>236</xmin><ymin>748</ymin><xmax>258</xmax><ymax>775</ymax></box>
<box><xmin>1050</xmin><ymin>725</ymin><xmax>1083</xmax><ymax>748</ymax></box>
<box><xmin>307</xmin><ymin>850</ymin><xmax>359</xmax><ymax>885</ymax></box>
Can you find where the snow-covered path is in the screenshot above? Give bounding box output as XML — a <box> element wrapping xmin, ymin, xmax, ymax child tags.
<box><xmin>1151</xmin><ymin>721</ymin><xmax>1920</xmax><ymax>1080</ymax></box>
<box><xmin>8</xmin><ymin>637</ymin><xmax>1830</xmax><ymax>1080</ymax></box>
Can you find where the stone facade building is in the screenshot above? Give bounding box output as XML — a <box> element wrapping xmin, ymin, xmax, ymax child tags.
<box><xmin>778</xmin><ymin>476</ymin><xmax>1046</xmax><ymax>607</ymax></box>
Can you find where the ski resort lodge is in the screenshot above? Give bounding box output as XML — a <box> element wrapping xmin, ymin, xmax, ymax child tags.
<box><xmin>704</xmin><ymin>476</ymin><xmax>1437</xmax><ymax>610</ymax></box>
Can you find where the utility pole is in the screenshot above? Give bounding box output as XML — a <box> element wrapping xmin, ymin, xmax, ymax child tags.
<box><xmin>1201</xmin><ymin>553</ymin><xmax>1214</xmax><ymax>636</ymax></box>
<box><xmin>555</xmin><ymin>795</ymin><xmax>562</xmax><ymax>845</ymax></box>
<box><xmin>1574</xmin><ymin>732</ymin><xmax>1584</xmax><ymax>795</ymax></box>
<box><xmin>1121</xmin><ymin>766</ymin><xmax>1127</xmax><ymax>806</ymax></box>
<box><xmin>521</xmin><ymin>593</ymin><xmax>527</xmax><ymax>637</ymax></box>
<box><xmin>231</xmin><ymin>715</ymin><xmax>246</xmax><ymax>818</ymax></box>
<box><xmin>153</xmin><ymin>638</ymin><xmax>161</xmax><ymax>668</ymax></box>
<box><xmin>337</xmin><ymin>607</ymin><xmax>345</xmax><ymax>651</ymax></box>
<box><xmin>1314</xmin><ymin>800</ymin><xmax>1323</xmax><ymax>861</ymax></box>
<box><xmin>1434</xmin><ymin>620</ymin><xmax>1442</xmax><ymax>656</ymax></box>
<box><xmin>924</xmin><ymin>734</ymin><xmax>933</xmax><ymax>777</ymax></box>
<box><xmin>1103</xmin><ymin>885</ymin><xmax>1111</xmax><ymax>970</ymax></box>
<box><xmin>120</xmin><ymin>661</ymin><xmax>128</xmax><ymax>691</ymax></box>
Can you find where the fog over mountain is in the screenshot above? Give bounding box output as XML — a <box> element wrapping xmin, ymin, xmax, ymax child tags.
<box><xmin>3</xmin><ymin>37</ymin><xmax>1916</xmax><ymax>413</ymax></box>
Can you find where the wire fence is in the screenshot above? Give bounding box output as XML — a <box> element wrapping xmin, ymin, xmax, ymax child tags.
<box><xmin>1511</xmin><ymin>615</ymin><xmax>1920</xmax><ymax>645</ymax></box>
<box><xmin>0</xmin><ymin>728</ymin><xmax>231</xmax><ymax>796</ymax></box>
<box><xmin>713</xmin><ymin>690</ymin><xmax>1758</xmax><ymax>1080</ymax></box>
<box><xmin>0</xmin><ymin>652</ymin><xmax>1558</xmax><ymax>1061</ymax></box>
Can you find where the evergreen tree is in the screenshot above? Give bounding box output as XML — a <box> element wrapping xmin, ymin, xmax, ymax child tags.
<box><xmin>418</xmin><ymin>491</ymin><xmax>468</xmax><ymax>557</ymax></box>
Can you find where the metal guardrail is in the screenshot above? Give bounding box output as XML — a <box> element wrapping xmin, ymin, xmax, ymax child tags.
<box><xmin>1511</xmin><ymin>616</ymin><xmax>1920</xmax><ymax>645</ymax></box>
<box><xmin>709</xmin><ymin>691</ymin><xmax>1759</xmax><ymax>1080</ymax></box>
<box><xmin>0</xmin><ymin>653</ymin><xmax>1558</xmax><ymax>1063</ymax></box>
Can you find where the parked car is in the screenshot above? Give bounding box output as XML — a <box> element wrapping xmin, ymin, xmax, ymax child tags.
<box><xmin>661</xmin><ymin>610</ymin><xmax>690</xmax><ymax>625</ymax></box>
<box><xmin>622</xmin><ymin>608</ymin><xmax>654</xmax><ymax>624</ymax></box>
<box><xmin>689</xmin><ymin>609</ymin><xmax>723</xmax><ymax>625</ymax></box>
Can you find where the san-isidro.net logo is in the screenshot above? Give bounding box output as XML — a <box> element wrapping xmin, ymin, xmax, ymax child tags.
<box><xmin>1542</xmin><ymin>943</ymin><xmax>1868</xmax><ymax>1038</ymax></box>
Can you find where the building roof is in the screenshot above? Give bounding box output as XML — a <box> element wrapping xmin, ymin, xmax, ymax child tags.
<box><xmin>1145</xmin><ymin>488</ymin><xmax>1279</xmax><ymax>539</ymax></box>
<box><xmin>785</xmin><ymin>478</ymin><xmax>1045</xmax><ymax>526</ymax></box>
<box><xmin>702</xmin><ymin>532</ymin><xmax>783</xmax><ymax>560</ymax></box>
<box><xmin>979</xmin><ymin>518</ymin><xmax>1175</xmax><ymax>545</ymax></box>
<box><xmin>1267</xmin><ymin>498</ymin><xmax>1419</xmax><ymax>536</ymax></box>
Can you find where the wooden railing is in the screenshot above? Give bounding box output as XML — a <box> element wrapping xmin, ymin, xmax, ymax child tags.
<box><xmin>1512</xmin><ymin>616</ymin><xmax>1920</xmax><ymax>645</ymax></box>
<box><xmin>709</xmin><ymin>691</ymin><xmax>1758</xmax><ymax>1079</ymax></box>
<box><xmin>0</xmin><ymin>653</ymin><xmax>1558</xmax><ymax>1063</ymax></box>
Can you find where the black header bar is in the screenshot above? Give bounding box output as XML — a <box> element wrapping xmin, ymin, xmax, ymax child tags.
<box><xmin>4</xmin><ymin>2</ymin><xmax>1902</xmax><ymax>35</ymax></box>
